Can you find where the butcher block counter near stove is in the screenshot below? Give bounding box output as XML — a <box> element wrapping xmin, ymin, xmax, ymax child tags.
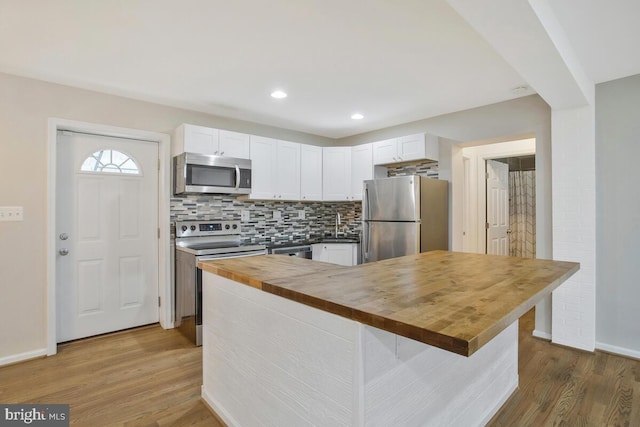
<box><xmin>198</xmin><ymin>251</ymin><xmax>578</xmax><ymax>427</ymax></box>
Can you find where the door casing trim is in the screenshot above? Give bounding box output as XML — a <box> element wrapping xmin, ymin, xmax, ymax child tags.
<box><xmin>47</xmin><ymin>118</ymin><xmax>172</xmax><ymax>355</ymax></box>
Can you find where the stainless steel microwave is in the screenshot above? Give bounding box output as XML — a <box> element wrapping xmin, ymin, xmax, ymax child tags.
<box><xmin>173</xmin><ymin>152</ymin><xmax>252</xmax><ymax>195</ymax></box>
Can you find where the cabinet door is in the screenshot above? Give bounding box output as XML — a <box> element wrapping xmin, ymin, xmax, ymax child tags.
<box><xmin>276</xmin><ymin>141</ymin><xmax>301</xmax><ymax>201</ymax></box>
<box><xmin>311</xmin><ymin>243</ymin><xmax>325</xmax><ymax>262</ymax></box>
<box><xmin>183</xmin><ymin>124</ymin><xmax>219</xmax><ymax>155</ymax></box>
<box><xmin>397</xmin><ymin>133</ymin><xmax>425</xmax><ymax>162</ymax></box>
<box><xmin>249</xmin><ymin>136</ymin><xmax>277</xmax><ymax>200</ymax></box>
<box><xmin>219</xmin><ymin>130</ymin><xmax>250</xmax><ymax>159</ymax></box>
<box><xmin>300</xmin><ymin>144</ymin><xmax>323</xmax><ymax>201</ymax></box>
<box><xmin>322</xmin><ymin>147</ymin><xmax>351</xmax><ymax>201</ymax></box>
<box><xmin>372</xmin><ymin>139</ymin><xmax>398</xmax><ymax>165</ymax></box>
<box><xmin>351</xmin><ymin>143</ymin><xmax>373</xmax><ymax>201</ymax></box>
<box><xmin>323</xmin><ymin>244</ymin><xmax>356</xmax><ymax>266</ymax></box>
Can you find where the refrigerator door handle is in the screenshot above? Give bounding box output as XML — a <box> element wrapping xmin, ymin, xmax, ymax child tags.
<box><xmin>363</xmin><ymin>185</ymin><xmax>370</xmax><ymax>220</ymax></box>
<box><xmin>363</xmin><ymin>221</ymin><xmax>370</xmax><ymax>262</ymax></box>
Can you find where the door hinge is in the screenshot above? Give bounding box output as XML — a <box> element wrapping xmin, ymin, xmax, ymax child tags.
<box><xmin>158</xmin><ymin>228</ymin><xmax>160</xmax><ymax>239</ymax></box>
<box><xmin>485</xmin><ymin>172</ymin><xmax>489</xmax><ymax>180</ymax></box>
<box><xmin>158</xmin><ymin>296</ymin><xmax>161</xmax><ymax>307</ymax></box>
<box><xmin>486</xmin><ymin>222</ymin><xmax>489</xmax><ymax>229</ymax></box>
<box><xmin>158</xmin><ymin>159</ymin><xmax>160</xmax><ymax>171</ymax></box>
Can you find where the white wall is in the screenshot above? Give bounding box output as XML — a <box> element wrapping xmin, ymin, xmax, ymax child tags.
<box><xmin>0</xmin><ymin>72</ymin><xmax>333</xmax><ymax>363</ymax></box>
<box><xmin>595</xmin><ymin>74</ymin><xmax>640</xmax><ymax>358</ymax></box>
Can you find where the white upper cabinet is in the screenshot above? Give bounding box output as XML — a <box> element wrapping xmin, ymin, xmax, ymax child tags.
<box><xmin>372</xmin><ymin>138</ymin><xmax>398</xmax><ymax>165</ymax></box>
<box><xmin>173</xmin><ymin>124</ymin><xmax>250</xmax><ymax>158</ymax></box>
<box><xmin>372</xmin><ymin>133</ymin><xmax>439</xmax><ymax>165</ymax></box>
<box><xmin>276</xmin><ymin>141</ymin><xmax>301</xmax><ymax>201</ymax></box>
<box><xmin>351</xmin><ymin>143</ymin><xmax>373</xmax><ymax>201</ymax></box>
<box><xmin>323</xmin><ymin>147</ymin><xmax>352</xmax><ymax>201</ymax></box>
<box><xmin>249</xmin><ymin>136</ymin><xmax>278</xmax><ymax>200</ymax></box>
<box><xmin>219</xmin><ymin>130</ymin><xmax>251</xmax><ymax>158</ymax></box>
<box><xmin>300</xmin><ymin>144</ymin><xmax>323</xmax><ymax>201</ymax></box>
<box><xmin>250</xmin><ymin>136</ymin><xmax>300</xmax><ymax>201</ymax></box>
<box><xmin>173</xmin><ymin>124</ymin><xmax>219</xmax><ymax>156</ymax></box>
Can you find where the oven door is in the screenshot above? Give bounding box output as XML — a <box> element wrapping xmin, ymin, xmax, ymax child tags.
<box><xmin>193</xmin><ymin>249</ymin><xmax>266</xmax><ymax>345</ymax></box>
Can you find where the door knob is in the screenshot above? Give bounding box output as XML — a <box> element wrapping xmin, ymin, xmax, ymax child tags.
<box><xmin>59</xmin><ymin>249</ymin><xmax>69</xmax><ymax>256</ymax></box>
<box><xmin>59</xmin><ymin>233</ymin><xmax>69</xmax><ymax>240</ymax></box>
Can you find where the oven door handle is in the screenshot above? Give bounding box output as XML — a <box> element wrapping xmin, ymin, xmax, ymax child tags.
<box><xmin>197</xmin><ymin>250</ymin><xmax>266</xmax><ymax>262</ymax></box>
<box><xmin>234</xmin><ymin>164</ymin><xmax>241</xmax><ymax>191</ymax></box>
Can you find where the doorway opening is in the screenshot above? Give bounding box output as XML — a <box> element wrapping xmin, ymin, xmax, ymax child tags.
<box><xmin>488</xmin><ymin>155</ymin><xmax>536</xmax><ymax>257</ymax></box>
<box><xmin>459</xmin><ymin>138</ymin><xmax>536</xmax><ymax>256</ymax></box>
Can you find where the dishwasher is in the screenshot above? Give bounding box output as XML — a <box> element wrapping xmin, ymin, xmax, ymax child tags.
<box><xmin>268</xmin><ymin>245</ymin><xmax>313</xmax><ymax>259</ymax></box>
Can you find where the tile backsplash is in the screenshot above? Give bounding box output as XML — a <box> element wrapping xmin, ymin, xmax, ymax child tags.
<box><xmin>386</xmin><ymin>160</ymin><xmax>439</xmax><ymax>178</ymax></box>
<box><xmin>171</xmin><ymin>196</ymin><xmax>361</xmax><ymax>245</ymax></box>
<box><xmin>170</xmin><ymin>160</ymin><xmax>438</xmax><ymax>244</ymax></box>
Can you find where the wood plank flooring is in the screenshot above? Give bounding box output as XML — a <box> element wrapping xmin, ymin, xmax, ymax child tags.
<box><xmin>488</xmin><ymin>310</ymin><xmax>640</xmax><ymax>426</ymax></box>
<box><xmin>1</xmin><ymin>311</ymin><xmax>639</xmax><ymax>426</ymax></box>
<box><xmin>0</xmin><ymin>325</ymin><xmax>222</xmax><ymax>426</ymax></box>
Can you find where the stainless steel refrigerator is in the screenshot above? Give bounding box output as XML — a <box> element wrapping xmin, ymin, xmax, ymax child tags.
<box><xmin>362</xmin><ymin>175</ymin><xmax>448</xmax><ymax>263</ymax></box>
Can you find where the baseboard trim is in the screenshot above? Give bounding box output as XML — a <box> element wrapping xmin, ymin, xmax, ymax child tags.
<box><xmin>596</xmin><ymin>341</ymin><xmax>640</xmax><ymax>360</ymax></box>
<box><xmin>202</xmin><ymin>388</ymin><xmax>238</xmax><ymax>427</ymax></box>
<box><xmin>0</xmin><ymin>348</ymin><xmax>47</xmax><ymax>367</ymax></box>
<box><xmin>532</xmin><ymin>329</ymin><xmax>552</xmax><ymax>340</ymax></box>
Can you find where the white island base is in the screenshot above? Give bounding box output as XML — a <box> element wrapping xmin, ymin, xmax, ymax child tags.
<box><xmin>202</xmin><ymin>273</ymin><xmax>518</xmax><ymax>427</ymax></box>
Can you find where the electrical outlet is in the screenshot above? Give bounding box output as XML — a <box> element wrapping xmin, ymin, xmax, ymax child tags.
<box><xmin>298</xmin><ymin>210</ymin><xmax>305</xmax><ymax>220</ymax></box>
<box><xmin>273</xmin><ymin>210</ymin><xmax>282</xmax><ymax>220</ymax></box>
<box><xmin>0</xmin><ymin>206</ymin><xmax>24</xmax><ymax>222</ymax></box>
<box><xmin>241</xmin><ymin>210</ymin><xmax>250</xmax><ymax>221</ymax></box>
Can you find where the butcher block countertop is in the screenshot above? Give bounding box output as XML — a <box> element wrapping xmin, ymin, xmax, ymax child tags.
<box><xmin>199</xmin><ymin>251</ymin><xmax>579</xmax><ymax>356</ymax></box>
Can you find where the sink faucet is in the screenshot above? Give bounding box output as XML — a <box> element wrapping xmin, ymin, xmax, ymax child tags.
<box><xmin>335</xmin><ymin>211</ymin><xmax>341</xmax><ymax>236</ymax></box>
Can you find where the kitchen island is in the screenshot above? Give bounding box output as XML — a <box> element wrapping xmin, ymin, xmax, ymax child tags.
<box><xmin>199</xmin><ymin>251</ymin><xmax>578</xmax><ymax>426</ymax></box>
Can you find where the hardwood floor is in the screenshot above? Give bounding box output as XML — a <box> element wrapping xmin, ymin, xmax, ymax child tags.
<box><xmin>0</xmin><ymin>325</ymin><xmax>222</xmax><ymax>426</ymax></box>
<box><xmin>1</xmin><ymin>312</ymin><xmax>639</xmax><ymax>426</ymax></box>
<box><xmin>488</xmin><ymin>309</ymin><xmax>640</xmax><ymax>426</ymax></box>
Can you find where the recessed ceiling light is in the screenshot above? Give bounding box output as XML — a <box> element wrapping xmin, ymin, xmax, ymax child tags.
<box><xmin>270</xmin><ymin>90</ymin><xmax>287</xmax><ymax>99</ymax></box>
<box><xmin>511</xmin><ymin>85</ymin><xmax>532</xmax><ymax>96</ymax></box>
<box><xmin>351</xmin><ymin>113</ymin><xmax>364</xmax><ymax>120</ymax></box>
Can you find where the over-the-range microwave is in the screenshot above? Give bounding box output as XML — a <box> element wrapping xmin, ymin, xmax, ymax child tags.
<box><xmin>173</xmin><ymin>152</ymin><xmax>252</xmax><ymax>195</ymax></box>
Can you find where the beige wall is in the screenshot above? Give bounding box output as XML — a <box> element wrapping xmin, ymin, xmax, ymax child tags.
<box><xmin>0</xmin><ymin>72</ymin><xmax>333</xmax><ymax>360</ymax></box>
<box><xmin>0</xmin><ymin>71</ymin><xmax>552</xmax><ymax>361</ymax></box>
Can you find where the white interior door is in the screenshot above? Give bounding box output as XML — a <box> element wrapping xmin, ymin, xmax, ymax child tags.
<box><xmin>56</xmin><ymin>131</ymin><xmax>159</xmax><ymax>342</ymax></box>
<box><xmin>486</xmin><ymin>159</ymin><xmax>509</xmax><ymax>255</ymax></box>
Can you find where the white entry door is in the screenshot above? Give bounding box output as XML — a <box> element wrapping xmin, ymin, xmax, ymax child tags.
<box><xmin>486</xmin><ymin>159</ymin><xmax>509</xmax><ymax>255</ymax></box>
<box><xmin>56</xmin><ymin>131</ymin><xmax>159</xmax><ymax>342</ymax></box>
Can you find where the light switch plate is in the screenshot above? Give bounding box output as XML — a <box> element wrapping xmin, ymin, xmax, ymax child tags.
<box><xmin>0</xmin><ymin>206</ymin><xmax>24</xmax><ymax>221</ymax></box>
<box><xmin>298</xmin><ymin>210</ymin><xmax>305</xmax><ymax>220</ymax></box>
<box><xmin>241</xmin><ymin>210</ymin><xmax>250</xmax><ymax>221</ymax></box>
<box><xmin>273</xmin><ymin>210</ymin><xmax>282</xmax><ymax>220</ymax></box>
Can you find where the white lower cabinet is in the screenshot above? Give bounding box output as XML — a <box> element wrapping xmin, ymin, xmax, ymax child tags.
<box><xmin>312</xmin><ymin>243</ymin><xmax>358</xmax><ymax>266</ymax></box>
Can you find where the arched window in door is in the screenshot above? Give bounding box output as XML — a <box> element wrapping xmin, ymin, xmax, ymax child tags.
<box><xmin>80</xmin><ymin>149</ymin><xmax>141</xmax><ymax>175</ymax></box>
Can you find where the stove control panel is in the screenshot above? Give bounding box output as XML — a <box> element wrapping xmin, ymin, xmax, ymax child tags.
<box><xmin>176</xmin><ymin>220</ymin><xmax>241</xmax><ymax>238</ymax></box>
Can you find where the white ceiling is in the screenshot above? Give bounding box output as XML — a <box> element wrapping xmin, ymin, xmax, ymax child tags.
<box><xmin>0</xmin><ymin>0</ymin><xmax>637</xmax><ymax>139</ymax></box>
